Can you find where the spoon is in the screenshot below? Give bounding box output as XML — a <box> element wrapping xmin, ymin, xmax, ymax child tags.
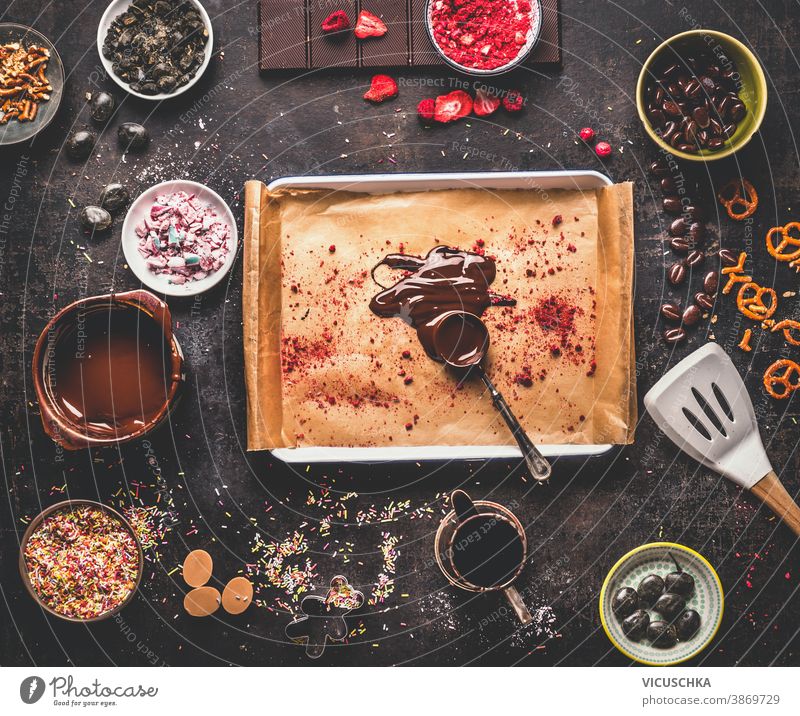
<box><xmin>431</xmin><ymin>311</ymin><xmax>552</xmax><ymax>481</ymax></box>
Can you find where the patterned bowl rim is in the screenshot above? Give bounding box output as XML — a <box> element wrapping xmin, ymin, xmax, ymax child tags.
<box><xmin>598</xmin><ymin>541</ymin><xmax>725</xmax><ymax>666</ymax></box>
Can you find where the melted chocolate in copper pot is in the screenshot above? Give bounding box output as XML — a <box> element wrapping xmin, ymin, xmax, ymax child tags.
<box><xmin>369</xmin><ymin>246</ymin><xmax>514</xmax><ymax>357</ymax></box>
<box><xmin>51</xmin><ymin>308</ymin><xmax>171</xmax><ymax>435</ymax></box>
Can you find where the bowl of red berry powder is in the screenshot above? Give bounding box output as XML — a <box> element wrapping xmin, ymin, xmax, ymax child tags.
<box><xmin>426</xmin><ymin>0</ymin><xmax>542</xmax><ymax>75</ymax></box>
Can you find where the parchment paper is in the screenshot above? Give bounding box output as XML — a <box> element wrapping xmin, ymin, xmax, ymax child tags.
<box><xmin>243</xmin><ymin>180</ymin><xmax>635</xmax><ymax>451</ymax></box>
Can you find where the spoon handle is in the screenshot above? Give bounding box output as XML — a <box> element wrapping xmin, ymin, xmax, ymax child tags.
<box><xmin>751</xmin><ymin>470</ymin><xmax>800</xmax><ymax>537</ymax></box>
<box><xmin>451</xmin><ymin>489</ymin><xmax>479</xmax><ymax>522</ymax></box>
<box><xmin>479</xmin><ymin>370</ymin><xmax>552</xmax><ymax>482</ymax></box>
<box><xmin>503</xmin><ymin>585</ymin><xmax>533</xmax><ymax>625</ymax></box>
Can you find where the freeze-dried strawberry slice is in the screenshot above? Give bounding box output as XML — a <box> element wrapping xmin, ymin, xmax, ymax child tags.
<box><xmin>434</xmin><ymin>90</ymin><xmax>473</xmax><ymax>123</ymax></box>
<box><xmin>354</xmin><ymin>10</ymin><xmax>387</xmax><ymax>38</ymax></box>
<box><xmin>321</xmin><ymin>10</ymin><xmax>350</xmax><ymax>33</ymax></box>
<box><xmin>417</xmin><ymin>98</ymin><xmax>435</xmax><ymax>123</ymax></box>
<box><xmin>473</xmin><ymin>89</ymin><xmax>501</xmax><ymax>117</ymax></box>
<box><xmin>364</xmin><ymin>74</ymin><xmax>398</xmax><ymax>102</ymax></box>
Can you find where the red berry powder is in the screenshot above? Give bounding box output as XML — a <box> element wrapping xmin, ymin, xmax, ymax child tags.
<box><xmin>429</xmin><ymin>0</ymin><xmax>533</xmax><ymax>71</ymax></box>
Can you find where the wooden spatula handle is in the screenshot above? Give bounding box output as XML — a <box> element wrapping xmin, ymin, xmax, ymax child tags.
<box><xmin>750</xmin><ymin>470</ymin><xmax>800</xmax><ymax>537</ymax></box>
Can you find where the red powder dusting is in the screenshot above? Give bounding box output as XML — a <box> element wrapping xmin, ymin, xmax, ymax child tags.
<box><xmin>533</xmin><ymin>295</ymin><xmax>577</xmax><ymax>346</ymax></box>
<box><xmin>282</xmin><ymin>335</ymin><xmax>334</xmax><ymax>374</ymax></box>
<box><xmin>514</xmin><ymin>370</ymin><xmax>533</xmax><ymax>387</ymax></box>
<box><xmin>429</xmin><ymin>0</ymin><xmax>532</xmax><ymax>71</ymax></box>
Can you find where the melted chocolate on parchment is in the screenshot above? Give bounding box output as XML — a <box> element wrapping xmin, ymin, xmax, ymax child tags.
<box><xmin>369</xmin><ymin>246</ymin><xmax>515</xmax><ymax>358</ymax></box>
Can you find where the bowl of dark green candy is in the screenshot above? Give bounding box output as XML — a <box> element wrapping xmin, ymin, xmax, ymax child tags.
<box><xmin>96</xmin><ymin>0</ymin><xmax>213</xmax><ymax>101</ymax></box>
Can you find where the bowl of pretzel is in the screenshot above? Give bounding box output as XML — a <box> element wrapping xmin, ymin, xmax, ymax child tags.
<box><xmin>0</xmin><ymin>23</ymin><xmax>64</xmax><ymax>146</ymax></box>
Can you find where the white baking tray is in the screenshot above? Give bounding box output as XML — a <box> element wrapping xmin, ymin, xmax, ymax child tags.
<box><xmin>267</xmin><ymin>170</ymin><xmax>614</xmax><ymax>463</ymax></box>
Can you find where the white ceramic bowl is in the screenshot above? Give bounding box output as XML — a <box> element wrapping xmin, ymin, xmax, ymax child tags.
<box><xmin>121</xmin><ymin>180</ymin><xmax>237</xmax><ymax>297</ymax></box>
<box><xmin>599</xmin><ymin>542</ymin><xmax>725</xmax><ymax>666</ymax></box>
<box><xmin>425</xmin><ymin>0</ymin><xmax>543</xmax><ymax>76</ymax></box>
<box><xmin>96</xmin><ymin>0</ymin><xmax>214</xmax><ymax>101</ymax></box>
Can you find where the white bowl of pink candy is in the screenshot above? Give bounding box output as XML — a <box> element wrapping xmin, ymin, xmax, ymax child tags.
<box><xmin>121</xmin><ymin>180</ymin><xmax>238</xmax><ymax>297</ymax></box>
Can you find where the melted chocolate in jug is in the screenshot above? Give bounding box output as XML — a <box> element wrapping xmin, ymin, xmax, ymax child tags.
<box><xmin>369</xmin><ymin>246</ymin><xmax>515</xmax><ymax>358</ymax></box>
<box><xmin>451</xmin><ymin>514</ymin><xmax>525</xmax><ymax>589</ymax></box>
<box><xmin>51</xmin><ymin>308</ymin><xmax>171</xmax><ymax>435</ymax></box>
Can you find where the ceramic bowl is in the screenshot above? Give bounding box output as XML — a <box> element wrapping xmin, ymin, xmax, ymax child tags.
<box><xmin>0</xmin><ymin>23</ymin><xmax>65</xmax><ymax>146</ymax></box>
<box><xmin>96</xmin><ymin>0</ymin><xmax>213</xmax><ymax>101</ymax></box>
<box><xmin>636</xmin><ymin>30</ymin><xmax>767</xmax><ymax>161</ymax></box>
<box><xmin>121</xmin><ymin>179</ymin><xmax>238</xmax><ymax>297</ymax></box>
<box><xmin>599</xmin><ymin>542</ymin><xmax>724</xmax><ymax>666</ymax></box>
<box><xmin>425</xmin><ymin>0</ymin><xmax>543</xmax><ymax>76</ymax></box>
<box><xmin>19</xmin><ymin>500</ymin><xmax>144</xmax><ymax>623</ymax></box>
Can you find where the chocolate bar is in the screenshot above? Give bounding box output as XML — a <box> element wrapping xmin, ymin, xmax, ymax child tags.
<box><xmin>259</xmin><ymin>0</ymin><xmax>561</xmax><ymax>70</ymax></box>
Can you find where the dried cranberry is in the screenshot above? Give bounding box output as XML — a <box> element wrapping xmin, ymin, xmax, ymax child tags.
<box><xmin>417</xmin><ymin>98</ymin><xmax>435</xmax><ymax>123</ymax></box>
<box><xmin>502</xmin><ymin>90</ymin><xmax>525</xmax><ymax>113</ymax></box>
<box><xmin>595</xmin><ymin>141</ymin><xmax>612</xmax><ymax>158</ymax></box>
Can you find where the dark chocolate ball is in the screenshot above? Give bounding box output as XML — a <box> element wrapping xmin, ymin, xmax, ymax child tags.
<box><xmin>675</xmin><ymin>609</ymin><xmax>701</xmax><ymax>640</ymax></box>
<box><xmin>612</xmin><ymin>587</ymin><xmax>639</xmax><ymax>619</ymax></box>
<box><xmin>65</xmin><ymin>130</ymin><xmax>96</xmax><ymax>160</ymax></box>
<box><xmin>90</xmin><ymin>91</ymin><xmax>116</xmax><ymax>123</ymax></box>
<box><xmin>118</xmin><ymin>122</ymin><xmax>150</xmax><ymax>152</ymax></box>
<box><xmin>653</xmin><ymin>592</ymin><xmax>686</xmax><ymax>621</ymax></box>
<box><xmin>622</xmin><ymin>609</ymin><xmax>650</xmax><ymax>641</ymax></box>
<box><xmin>637</xmin><ymin>574</ymin><xmax>665</xmax><ymax>608</ymax></box>
<box><xmin>665</xmin><ymin>570</ymin><xmax>695</xmax><ymax>598</ymax></box>
<box><xmin>79</xmin><ymin>205</ymin><xmax>112</xmax><ymax>233</ymax></box>
<box><xmin>647</xmin><ymin>620</ymin><xmax>678</xmax><ymax>648</ymax></box>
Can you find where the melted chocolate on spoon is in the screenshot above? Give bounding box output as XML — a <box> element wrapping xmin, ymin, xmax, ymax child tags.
<box><xmin>369</xmin><ymin>246</ymin><xmax>514</xmax><ymax>357</ymax></box>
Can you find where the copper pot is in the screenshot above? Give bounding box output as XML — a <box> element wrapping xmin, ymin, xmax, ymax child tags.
<box><xmin>32</xmin><ymin>290</ymin><xmax>184</xmax><ymax>450</ymax></box>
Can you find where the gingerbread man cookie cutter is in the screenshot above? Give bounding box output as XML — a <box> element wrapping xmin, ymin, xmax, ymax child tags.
<box><xmin>285</xmin><ymin>575</ymin><xmax>364</xmax><ymax>659</ymax></box>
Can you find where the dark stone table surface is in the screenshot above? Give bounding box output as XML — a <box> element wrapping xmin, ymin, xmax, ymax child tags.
<box><xmin>1</xmin><ymin>0</ymin><xmax>799</xmax><ymax>667</ymax></box>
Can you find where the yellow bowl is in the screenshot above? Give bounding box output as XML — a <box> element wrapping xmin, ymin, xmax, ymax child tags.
<box><xmin>599</xmin><ymin>542</ymin><xmax>725</xmax><ymax>666</ymax></box>
<box><xmin>636</xmin><ymin>30</ymin><xmax>767</xmax><ymax>161</ymax></box>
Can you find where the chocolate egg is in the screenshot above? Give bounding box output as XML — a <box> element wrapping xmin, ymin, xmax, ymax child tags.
<box><xmin>184</xmin><ymin>586</ymin><xmax>221</xmax><ymax>617</ymax></box>
<box><xmin>182</xmin><ymin>549</ymin><xmax>213</xmax><ymax>588</ymax></box>
<box><xmin>222</xmin><ymin>576</ymin><xmax>253</xmax><ymax>615</ymax></box>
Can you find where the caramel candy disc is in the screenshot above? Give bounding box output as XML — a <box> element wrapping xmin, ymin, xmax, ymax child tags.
<box><xmin>182</xmin><ymin>549</ymin><xmax>213</xmax><ymax>587</ymax></box>
<box><xmin>222</xmin><ymin>576</ymin><xmax>254</xmax><ymax>615</ymax></box>
<box><xmin>184</xmin><ymin>586</ymin><xmax>221</xmax><ymax>617</ymax></box>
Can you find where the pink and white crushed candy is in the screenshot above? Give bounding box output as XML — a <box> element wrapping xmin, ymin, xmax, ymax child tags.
<box><xmin>136</xmin><ymin>190</ymin><xmax>231</xmax><ymax>284</ymax></box>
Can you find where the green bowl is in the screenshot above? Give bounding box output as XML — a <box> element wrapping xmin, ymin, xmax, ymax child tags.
<box><xmin>636</xmin><ymin>30</ymin><xmax>767</xmax><ymax>161</ymax></box>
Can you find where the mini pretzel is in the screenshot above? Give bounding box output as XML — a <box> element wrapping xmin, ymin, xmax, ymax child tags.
<box><xmin>720</xmin><ymin>251</ymin><xmax>751</xmax><ymax>294</ymax></box>
<box><xmin>738</xmin><ymin>329</ymin><xmax>752</xmax><ymax>352</ymax></box>
<box><xmin>765</xmin><ymin>222</ymin><xmax>800</xmax><ymax>266</ymax></box>
<box><xmin>723</xmin><ymin>270</ymin><xmax>752</xmax><ymax>295</ymax></box>
<box><xmin>763</xmin><ymin>359</ymin><xmax>800</xmax><ymax>400</ymax></box>
<box><xmin>771</xmin><ymin>319</ymin><xmax>800</xmax><ymax>346</ymax></box>
<box><xmin>717</xmin><ymin>178</ymin><xmax>758</xmax><ymax>220</ymax></box>
<box><xmin>736</xmin><ymin>282</ymin><xmax>777</xmax><ymax>321</ymax></box>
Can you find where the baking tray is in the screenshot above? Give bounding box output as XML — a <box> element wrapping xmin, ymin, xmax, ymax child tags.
<box><xmin>267</xmin><ymin>170</ymin><xmax>614</xmax><ymax>463</ymax></box>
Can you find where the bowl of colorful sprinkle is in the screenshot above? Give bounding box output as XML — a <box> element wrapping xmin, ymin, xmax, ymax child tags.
<box><xmin>19</xmin><ymin>500</ymin><xmax>143</xmax><ymax>622</ymax></box>
<box><xmin>121</xmin><ymin>180</ymin><xmax>238</xmax><ymax>297</ymax></box>
<box><xmin>425</xmin><ymin>0</ymin><xmax>543</xmax><ymax>76</ymax></box>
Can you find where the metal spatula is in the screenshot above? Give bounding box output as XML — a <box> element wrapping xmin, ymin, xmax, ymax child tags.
<box><xmin>644</xmin><ymin>342</ymin><xmax>800</xmax><ymax>536</ymax></box>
